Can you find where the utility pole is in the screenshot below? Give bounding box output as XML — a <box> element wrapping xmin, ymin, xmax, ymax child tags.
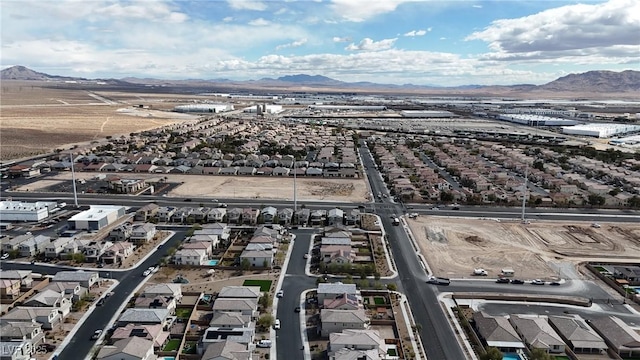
<box><xmin>293</xmin><ymin>157</ymin><xmax>297</xmax><ymax>212</ymax></box>
<box><xmin>70</xmin><ymin>151</ymin><xmax>78</xmax><ymax>207</ymax></box>
<box><xmin>521</xmin><ymin>165</ymin><xmax>528</xmax><ymax>223</ymax></box>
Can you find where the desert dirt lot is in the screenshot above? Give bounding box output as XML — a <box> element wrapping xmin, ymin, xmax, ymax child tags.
<box><xmin>16</xmin><ymin>172</ymin><xmax>370</xmax><ymax>203</ymax></box>
<box><xmin>0</xmin><ymin>81</ymin><xmax>198</xmax><ymax>160</ymax></box>
<box><xmin>407</xmin><ymin>216</ymin><xmax>640</xmax><ymax>280</ymax></box>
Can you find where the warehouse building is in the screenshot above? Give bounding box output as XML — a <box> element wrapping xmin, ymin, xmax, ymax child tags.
<box><xmin>68</xmin><ymin>205</ymin><xmax>125</xmax><ymax>231</ymax></box>
<box><xmin>562</xmin><ymin>124</ymin><xmax>640</xmax><ymax>138</ymax></box>
<box><xmin>242</xmin><ymin>104</ymin><xmax>284</xmax><ymax>114</ymax></box>
<box><xmin>498</xmin><ymin>114</ymin><xmax>579</xmax><ymax>126</ymax></box>
<box><xmin>0</xmin><ymin>201</ymin><xmax>57</xmax><ymax>222</ymax></box>
<box><xmin>308</xmin><ymin>105</ymin><xmax>387</xmax><ymax>111</ymax></box>
<box><xmin>174</xmin><ymin>104</ymin><xmax>234</xmax><ymax>113</ymax></box>
<box><xmin>401</xmin><ymin>110</ymin><xmax>456</xmax><ymax>118</ymax></box>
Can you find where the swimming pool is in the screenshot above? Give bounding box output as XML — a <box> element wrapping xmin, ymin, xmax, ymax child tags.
<box><xmin>503</xmin><ymin>354</ymin><xmax>523</xmax><ymax>360</ymax></box>
<box><xmin>207</xmin><ymin>259</ymin><xmax>219</xmax><ymax>266</ymax></box>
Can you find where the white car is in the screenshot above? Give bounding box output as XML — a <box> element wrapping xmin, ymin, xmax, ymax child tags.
<box><xmin>303</xmin><ymin>253</ymin><xmax>309</xmax><ymax>259</ymax></box>
<box><xmin>531</xmin><ymin>279</ymin><xmax>545</xmax><ymax>285</ymax></box>
<box><xmin>142</xmin><ymin>266</ymin><xmax>155</xmax><ymax>277</ymax></box>
<box><xmin>276</xmin><ymin>290</ymin><xmax>284</xmax><ymax>298</ymax></box>
<box><xmin>274</xmin><ymin>319</ymin><xmax>281</xmax><ymax>330</ymax></box>
<box><xmin>0</xmin><ymin>253</ymin><xmax>9</xmax><ymax>260</ymax></box>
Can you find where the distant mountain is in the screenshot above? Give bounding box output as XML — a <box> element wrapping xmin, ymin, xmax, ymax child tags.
<box><xmin>0</xmin><ymin>65</ymin><xmax>75</xmax><ymax>81</ymax></box>
<box><xmin>2</xmin><ymin>65</ymin><xmax>638</xmax><ymax>94</ymax></box>
<box><xmin>539</xmin><ymin>70</ymin><xmax>640</xmax><ymax>92</ymax></box>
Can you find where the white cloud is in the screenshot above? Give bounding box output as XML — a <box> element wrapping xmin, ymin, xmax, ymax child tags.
<box><xmin>248</xmin><ymin>18</ymin><xmax>271</xmax><ymax>26</ymax></box>
<box><xmin>223</xmin><ymin>16</ymin><xmax>233</xmax><ymax>22</ymax></box>
<box><xmin>404</xmin><ymin>29</ymin><xmax>427</xmax><ymax>37</ymax></box>
<box><xmin>330</xmin><ymin>0</ymin><xmax>411</xmax><ymax>22</ymax></box>
<box><xmin>466</xmin><ymin>0</ymin><xmax>640</xmax><ymax>61</ymax></box>
<box><xmin>333</xmin><ymin>36</ymin><xmax>351</xmax><ymax>42</ymax></box>
<box><xmin>227</xmin><ymin>0</ymin><xmax>267</xmax><ymax>11</ymax></box>
<box><xmin>472</xmin><ymin>4</ymin><xmax>482</xmax><ymax>9</ymax></box>
<box><xmin>276</xmin><ymin>38</ymin><xmax>308</xmax><ymax>50</ymax></box>
<box><xmin>95</xmin><ymin>2</ymin><xmax>188</xmax><ymax>23</ymax></box>
<box><xmin>345</xmin><ymin>38</ymin><xmax>397</xmax><ymax>51</ymax></box>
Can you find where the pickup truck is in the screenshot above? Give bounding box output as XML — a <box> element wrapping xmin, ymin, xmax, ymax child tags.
<box><xmin>391</xmin><ymin>218</ymin><xmax>400</xmax><ymax>226</ymax></box>
<box><xmin>427</xmin><ymin>276</ymin><xmax>451</xmax><ymax>286</ymax></box>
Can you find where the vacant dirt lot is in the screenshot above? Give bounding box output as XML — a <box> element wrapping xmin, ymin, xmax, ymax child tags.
<box><xmin>0</xmin><ymin>81</ymin><xmax>198</xmax><ymax>160</ymax></box>
<box><xmin>15</xmin><ymin>172</ymin><xmax>369</xmax><ymax>203</ymax></box>
<box><xmin>407</xmin><ymin>216</ymin><xmax>640</xmax><ymax>280</ymax></box>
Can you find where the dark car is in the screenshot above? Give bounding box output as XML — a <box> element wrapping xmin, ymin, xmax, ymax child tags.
<box><xmin>294</xmin><ymin>306</ymin><xmax>301</xmax><ymax>313</ymax></box>
<box><xmin>510</xmin><ymin>279</ymin><xmax>525</xmax><ymax>284</ymax></box>
<box><xmin>496</xmin><ymin>278</ymin><xmax>510</xmax><ymax>283</ymax></box>
<box><xmin>96</xmin><ymin>298</ymin><xmax>105</xmax><ymax>306</ymax></box>
<box><xmin>39</xmin><ymin>343</ymin><xmax>56</xmax><ymax>352</ymax></box>
<box><xmin>183</xmin><ymin>198</ymin><xmax>192</xmax><ymax>202</ymax></box>
<box><xmin>549</xmin><ymin>281</ymin><xmax>561</xmax><ymax>286</ymax></box>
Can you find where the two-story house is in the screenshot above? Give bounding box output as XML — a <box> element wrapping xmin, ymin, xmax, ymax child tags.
<box><xmin>129</xmin><ymin>223</ymin><xmax>157</xmax><ymax>245</ymax></box>
<box><xmin>320</xmin><ymin>309</ymin><xmax>369</xmax><ymax>336</ymax></box>
<box><xmin>101</xmin><ymin>242</ymin><xmax>135</xmax><ymax>264</ymax></box>
<box><xmin>44</xmin><ymin>237</ymin><xmax>73</xmax><ymax>259</ymax></box>
<box><xmin>17</xmin><ymin>235</ymin><xmax>50</xmax><ymax>257</ymax></box>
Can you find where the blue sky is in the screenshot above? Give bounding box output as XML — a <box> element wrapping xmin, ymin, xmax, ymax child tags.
<box><xmin>1</xmin><ymin>0</ymin><xmax>638</xmax><ymax>86</ymax></box>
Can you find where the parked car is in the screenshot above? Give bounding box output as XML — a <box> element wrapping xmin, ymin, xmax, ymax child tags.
<box><xmin>39</xmin><ymin>343</ymin><xmax>56</xmax><ymax>352</ymax></box>
<box><xmin>256</xmin><ymin>340</ymin><xmax>272</xmax><ymax>348</ymax></box>
<box><xmin>0</xmin><ymin>253</ymin><xmax>9</xmax><ymax>260</ymax></box>
<box><xmin>496</xmin><ymin>278</ymin><xmax>510</xmax><ymax>283</ymax></box>
<box><xmin>531</xmin><ymin>279</ymin><xmax>545</xmax><ymax>285</ymax></box>
<box><xmin>510</xmin><ymin>279</ymin><xmax>525</xmax><ymax>284</ymax></box>
<box><xmin>96</xmin><ymin>298</ymin><xmax>105</xmax><ymax>306</ymax></box>
<box><xmin>274</xmin><ymin>319</ymin><xmax>281</xmax><ymax>330</ymax></box>
<box><xmin>276</xmin><ymin>290</ymin><xmax>284</xmax><ymax>298</ymax></box>
<box><xmin>294</xmin><ymin>306</ymin><xmax>301</xmax><ymax>313</ymax></box>
<box><xmin>142</xmin><ymin>266</ymin><xmax>155</xmax><ymax>277</ymax></box>
<box><xmin>549</xmin><ymin>281</ymin><xmax>561</xmax><ymax>286</ymax></box>
<box><xmin>90</xmin><ymin>329</ymin><xmax>103</xmax><ymax>340</ymax></box>
<box><xmin>303</xmin><ymin>254</ymin><xmax>309</xmax><ymax>259</ymax></box>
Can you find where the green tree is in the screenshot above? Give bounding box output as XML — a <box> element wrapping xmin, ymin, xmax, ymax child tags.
<box><xmin>588</xmin><ymin>194</ymin><xmax>605</xmax><ymax>207</ymax></box>
<box><xmin>529</xmin><ymin>349</ymin><xmax>553</xmax><ymax>360</ymax></box>
<box><xmin>386</xmin><ymin>283</ymin><xmax>397</xmax><ymax>291</ymax></box>
<box><xmin>256</xmin><ymin>314</ymin><xmax>274</xmax><ymax>331</ymax></box>
<box><xmin>628</xmin><ymin>196</ymin><xmax>640</xmax><ymax>209</ymax></box>
<box><xmin>240</xmin><ymin>258</ymin><xmax>251</xmax><ymax>271</ymax></box>
<box><xmin>480</xmin><ymin>347</ymin><xmax>503</xmax><ymax>360</ymax></box>
<box><xmin>259</xmin><ymin>293</ymin><xmax>272</xmax><ymax>310</ymax></box>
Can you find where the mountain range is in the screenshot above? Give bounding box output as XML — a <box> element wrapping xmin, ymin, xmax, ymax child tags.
<box><xmin>2</xmin><ymin>65</ymin><xmax>639</xmax><ymax>94</ymax></box>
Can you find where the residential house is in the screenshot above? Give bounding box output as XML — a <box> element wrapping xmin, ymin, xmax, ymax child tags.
<box><xmin>96</xmin><ymin>337</ymin><xmax>156</xmax><ymax>360</ymax></box>
<box><xmin>44</xmin><ymin>237</ymin><xmax>73</xmax><ymax>259</ymax></box>
<box><xmin>241</xmin><ymin>208</ymin><xmax>259</xmax><ymax>226</ymax></box>
<box><xmin>134</xmin><ymin>295</ymin><xmax>177</xmax><ymax>313</ymax></box>
<box><xmin>317</xmin><ymin>282</ymin><xmax>358</xmax><ymax>304</ymax></box>
<box><xmin>59</xmin><ymin>239</ymin><xmax>90</xmax><ymax>260</ymax></box>
<box><xmin>547</xmin><ymin>315</ymin><xmax>607</xmax><ymax>355</ymax></box>
<box><xmin>472</xmin><ymin>312</ymin><xmax>526</xmax><ymax>353</ymax></box>
<box><xmin>217</xmin><ymin>286</ymin><xmax>261</xmax><ymax>300</ymax></box>
<box><xmin>23</xmin><ymin>289</ymin><xmax>72</xmax><ymax>317</ymax></box>
<box><xmin>195</xmin><ymin>223</ymin><xmax>231</xmax><ymax>244</ymax></box>
<box><xmin>174</xmin><ymin>248</ymin><xmax>208</xmax><ymax>266</ymax></box>
<box><xmin>142</xmin><ymin>283</ymin><xmax>182</xmax><ymax>302</ymax></box>
<box><xmin>207</xmin><ymin>208</ymin><xmax>227</xmax><ymax>223</ymax></box>
<box><xmin>2</xmin><ymin>307</ymin><xmax>61</xmax><ymax>330</ymax></box>
<box><xmin>182</xmin><ymin>241</ymin><xmax>214</xmax><ymax>257</ymax></box>
<box><xmin>41</xmin><ymin>282</ymin><xmax>86</xmax><ymax>303</ymax></box>
<box><xmin>170</xmin><ymin>207</ymin><xmax>193</xmax><ymax>223</ymax></box>
<box><xmin>109</xmin><ymin>223</ymin><xmax>133</xmax><ymax>242</ymax></box>
<box><xmin>296</xmin><ymin>208</ymin><xmax>310</xmax><ymax>226</ymax></box>
<box><xmin>320</xmin><ymin>245</ymin><xmax>354</xmax><ymax>264</ymax></box>
<box><xmin>1</xmin><ymin>235</ymin><xmax>32</xmax><ymax>253</ymax></box>
<box><xmin>320</xmin><ymin>309</ymin><xmax>369</xmax><ymax>337</ymax></box>
<box><xmin>323</xmin><ymin>293</ymin><xmax>361</xmax><ymax>310</ymax></box>
<box><xmin>277</xmin><ymin>208</ymin><xmax>294</xmax><ymax>226</ymax></box>
<box><xmin>0</xmin><ymin>270</ymin><xmax>34</xmax><ymax>288</ymax></box>
<box><xmin>102</xmin><ymin>242</ymin><xmax>135</xmax><ymax>264</ymax></box>
<box><xmin>135</xmin><ymin>203</ymin><xmax>160</xmax><ymax>222</ymax></box>
<box><xmin>0</xmin><ymin>279</ymin><xmax>21</xmax><ymax>300</ymax></box>
<box><xmin>17</xmin><ymin>235</ymin><xmax>50</xmax><ymax>257</ymax></box>
<box><xmin>226</xmin><ymin>208</ymin><xmax>243</xmax><ymax>224</ymax></box>
<box><xmin>130</xmin><ymin>223</ymin><xmax>157</xmax><ymax>245</ymax></box>
<box><xmin>211</xmin><ymin>298</ymin><xmax>258</xmax><ymax>319</ymax></box>
<box><xmin>310</xmin><ymin>209</ymin><xmax>327</xmax><ymax>226</ymax></box>
<box><xmin>83</xmin><ymin>241</ymin><xmax>113</xmax><ymax>263</ymax></box>
<box><xmin>329</xmin><ymin>329</ymin><xmax>386</xmax><ymax>359</ymax></box>
<box><xmin>239</xmin><ymin>249</ymin><xmax>273</xmax><ymax>268</ymax></box>
<box><xmin>260</xmin><ymin>206</ymin><xmax>278</xmax><ymax>223</ymax></box>
<box><xmin>111</xmin><ymin>324</ymin><xmax>169</xmax><ymax>350</ymax></box>
<box><xmin>156</xmin><ymin>207</ymin><xmax>177</xmax><ymax>222</ymax></box>
<box><xmin>209</xmin><ymin>312</ymin><xmax>252</xmax><ymax>328</ymax></box>
<box><xmin>117</xmin><ymin>308</ymin><xmax>171</xmax><ymax>327</ymax></box>
<box><xmin>51</xmin><ymin>271</ymin><xmax>99</xmax><ymax>289</ymax></box>
<box><xmin>590</xmin><ymin>316</ymin><xmax>640</xmax><ymax>358</ymax></box>
<box><xmin>613</xmin><ymin>266</ymin><xmax>640</xmax><ymax>285</ymax></box>
<box><xmin>345</xmin><ymin>209</ymin><xmax>361</xmax><ymax>226</ymax></box>
<box><xmin>327</xmin><ymin>208</ymin><xmax>344</xmax><ymax>226</ymax></box>
<box><xmin>0</xmin><ymin>322</ymin><xmax>45</xmax><ymax>351</ymax></box>
<box><xmin>509</xmin><ymin>315</ymin><xmax>565</xmax><ymax>355</ymax></box>
<box><xmin>200</xmin><ymin>340</ymin><xmax>251</xmax><ymax>360</ymax></box>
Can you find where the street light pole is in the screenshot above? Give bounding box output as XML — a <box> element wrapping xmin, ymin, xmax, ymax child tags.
<box><xmin>293</xmin><ymin>158</ymin><xmax>297</xmax><ymax>212</ymax></box>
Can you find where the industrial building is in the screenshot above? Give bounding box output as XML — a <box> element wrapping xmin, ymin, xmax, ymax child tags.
<box><xmin>308</xmin><ymin>105</ymin><xmax>387</xmax><ymax>111</ymax></box>
<box><xmin>242</xmin><ymin>104</ymin><xmax>284</xmax><ymax>114</ymax></box>
<box><xmin>498</xmin><ymin>114</ymin><xmax>579</xmax><ymax>126</ymax></box>
<box><xmin>0</xmin><ymin>201</ymin><xmax>58</xmax><ymax>222</ymax></box>
<box><xmin>174</xmin><ymin>104</ymin><xmax>234</xmax><ymax>113</ymax></box>
<box><xmin>68</xmin><ymin>205</ymin><xmax>125</xmax><ymax>231</ymax></box>
<box><xmin>401</xmin><ymin>110</ymin><xmax>455</xmax><ymax>118</ymax></box>
<box><xmin>562</xmin><ymin>124</ymin><xmax>640</xmax><ymax>138</ymax></box>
